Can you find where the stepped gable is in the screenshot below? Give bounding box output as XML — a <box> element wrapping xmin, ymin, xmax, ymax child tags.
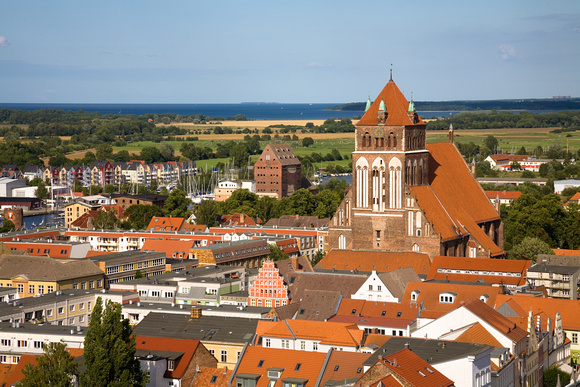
<box><xmin>357</xmin><ymin>79</ymin><xmax>424</xmax><ymax>127</ymax></box>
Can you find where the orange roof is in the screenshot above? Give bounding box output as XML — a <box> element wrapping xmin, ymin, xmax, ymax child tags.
<box><xmin>463</xmin><ymin>299</ymin><xmax>528</xmax><ymax>342</ymax></box>
<box><xmin>4</xmin><ymin>354</ymin><xmax>37</xmax><ymax>386</ymax></box>
<box><xmin>260</xmin><ymin>320</ymin><xmax>361</xmax><ymax>347</ymax></box>
<box><xmin>146</xmin><ymin>216</ymin><xmax>185</xmax><ymax>231</ymax></box>
<box><xmin>485</xmin><ymin>191</ymin><xmax>522</xmax><ymax>200</ymax></box>
<box><xmin>141</xmin><ymin>239</ymin><xmax>195</xmax><ymax>258</ymax></box>
<box><xmin>135</xmin><ymin>336</ymin><xmax>201</xmax><ymax>380</ymax></box>
<box><xmin>220</xmin><ymin>213</ymin><xmax>260</xmax><ymax>226</ymax></box>
<box><xmin>318</xmin><ymin>351</ymin><xmax>370</xmax><ymax>384</ymax></box>
<box><xmin>378</xmin><ymin>348</ymin><xmax>454</xmax><ymax>387</ymax></box>
<box><xmin>426</xmin><ymin>256</ymin><xmax>530</xmax><ymax>286</ymax></box>
<box><xmin>100</xmin><ymin>204</ymin><xmax>125</xmax><ymax>218</ymax></box>
<box><xmin>85</xmin><ymin>250</ymin><xmax>111</xmax><ymax>257</ymax></box>
<box><xmin>495</xmin><ymin>294</ymin><xmax>580</xmax><ymax>331</ymax></box>
<box><xmin>447</xmin><ymin>322</ymin><xmax>504</xmax><ymax>348</ymax></box>
<box><xmin>487</xmin><ymin>154</ymin><xmax>528</xmax><ymax>163</ymax></box>
<box><xmin>317</xmin><ymin>250</ymin><xmax>431</xmax><ymax>275</ymax></box>
<box><xmin>334</xmin><ymin>298</ymin><xmax>419</xmax><ymax>321</ymax></box>
<box><xmin>191</xmin><ymin>366</ymin><xmax>232</xmax><ymax>387</ymax></box>
<box><xmin>568</xmin><ymin>192</ymin><xmax>580</xmax><ymax>202</ymax></box>
<box><xmin>553</xmin><ymin>248</ymin><xmax>580</xmax><ymax>256</ymax></box>
<box><xmin>235</xmin><ymin>346</ymin><xmax>327</xmax><ymax>387</ymax></box>
<box><xmin>400</xmin><ymin>281</ymin><xmax>500</xmax><ymax>320</ymax></box>
<box><xmin>357</xmin><ymin>79</ymin><xmax>424</xmax><ymax>127</ymax></box>
<box><xmin>411</xmin><ymin>143</ymin><xmax>504</xmax><ymax>256</ymax></box>
<box><xmin>364</xmin><ymin>333</ymin><xmax>393</xmax><ymax>348</ymax></box>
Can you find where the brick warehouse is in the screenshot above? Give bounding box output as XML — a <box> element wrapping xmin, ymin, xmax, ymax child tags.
<box><xmin>254</xmin><ymin>143</ymin><xmax>302</xmax><ymax>199</ymax></box>
<box><xmin>328</xmin><ymin>75</ymin><xmax>504</xmax><ymax>260</ymax></box>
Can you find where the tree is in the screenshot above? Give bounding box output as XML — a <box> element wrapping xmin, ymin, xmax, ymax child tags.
<box><xmin>483</xmin><ymin>135</ymin><xmax>499</xmax><ymax>153</ymax></box>
<box><xmin>195</xmin><ymin>200</ymin><xmax>221</xmax><ymax>227</ymax></box>
<box><xmin>92</xmin><ymin>208</ymin><xmax>118</xmax><ymax>230</ymax></box>
<box><xmin>139</xmin><ymin>146</ymin><xmax>163</xmax><ymax>164</ymax></box>
<box><xmin>313</xmin><ymin>190</ymin><xmax>341</xmax><ymax>218</ymax></box>
<box><xmin>134</xmin><ymin>270</ymin><xmax>144</xmax><ymax>279</ymax></box>
<box><xmin>302</xmin><ymin>137</ymin><xmax>314</xmax><ymax>147</ymax></box>
<box><xmin>311</xmin><ymin>250</ymin><xmax>325</xmax><ymax>266</ymax></box>
<box><xmin>268</xmin><ymin>243</ymin><xmax>288</xmax><ymax>261</ymax></box>
<box><xmin>510</xmin><ymin>161</ymin><xmax>522</xmax><ymax>171</ymax></box>
<box><xmin>163</xmin><ymin>189</ymin><xmax>192</xmax><ymax>218</ymax></box>
<box><xmin>19</xmin><ymin>342</ymin><xmax>78</xmax><ymax>387</ymax></box>
<box><xmin>123</xmin><ymin>204</ymin><xmax>164</xmax><ymax>230</ymax></box>
<box><xmin>508</xmin><ymin>237</ymin><xmax>554</xmax><ymax>262</ymax></box>
<box><xmin>96</xmin><ymin>143</ymin><xmax>113</xmax><ymax>161</ymax></box>
<box><xmin>81</xmin><ymin>297</ymin><xmax>148</xmax><ymax>387</ymax></box>
<box><xmin>159</xmin><ymin>142</ymin><xmax>175</xmax><ymax>161</ymax></box>
<box><xmin>543</xmin><ymin>366</ymin><xmax>570</xmax><ymax>387</ymax></box>
<box><xmin>35</xmin><ymin>180</ymin><xmax>49</xmax><ymax>199</ymax></box>
<box><xmin>0</xmin><ymin>219</ymin><xmax>15</xmax><ymax>233</ymax></box>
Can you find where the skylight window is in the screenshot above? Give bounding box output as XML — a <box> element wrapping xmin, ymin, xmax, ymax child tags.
<box><xmin>258</xmin><ymin>360</ymin><xmax>264</xmax><ymax>368</ymax></box>
<box><xmin>351</xmin><ymin>309</ymin><xmax>357</xmax><ymax>315</ymax></box>
<box><xmin>295</xmin><ymin>363</ymin><xmax>301</xmax><ymax>371</ymax></box>
<box><xmin>381</xmin><ymin>311</ymin><xmax>386</xmax><ymax>316</ymax></box>
<box><xmin>334</xmin><ymin>365</ymin><xmax>340</xmax><ymax>371</ymax></box>
<box><xmin>210</xmin><ymin>375</ymin><xmax>217</xmax><ymax>383</ymax></box>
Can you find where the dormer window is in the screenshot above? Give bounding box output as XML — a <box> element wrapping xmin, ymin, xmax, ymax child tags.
<box><xmin>480</xmin><ymin>294</ymin><xmax>489</xmax><ymax>303</ymax></box>
<box><xmin>411</xmin><ymin>290</ymin><xmax>419</xmax><ymax>302</ymax></box>
<box><xmin>168</xmin><ymin>359</ymin><xmax>175</xmax><ymax>371</ymax></box>
<box><xmin>439</xmin><ymin>292</ymin><xmax>457</xmax><ymax>303</ymax></box>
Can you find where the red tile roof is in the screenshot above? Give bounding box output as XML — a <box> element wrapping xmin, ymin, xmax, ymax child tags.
<box><xmin>495</xmin><ymin>294</ymin><xmax>580</xmax><ymax>331</ymax></box>
<box><xmin>375</xmin><ymin>348</ymin><xmax>454</xmax><ymax>387</ymax></box>
<box><xmin>357</xmin><ymin>80</ymin><xmax>425</xmax><ymax>127</ymax></box>
<box><xmin>552</xmin><ymin>248</ymin><xmax>580</xmax><ymax>256</ymax></box>
<box><xmin>191</xmin><ymin>366</ymin><xmax>232</xmax><ymax>387</ymax></box>
<box><xmin>400</xmin><ymin>281</ymin><xmax>500</xmax><ymax>320</ymax></box>
<box><xmin>426</xmin><ymin>256</ymin><xmax>530</xmax><ymax>286</ymax></box>
<box><xmin>444</xmin><ymin>322</ymin><xmax>504</xmax><ymax>348</ymax></box>
<box><xmin>485</xmin><ymin>191</ymin><xmax>522</xmax><ymax>200</ymax></box>
<box><xmin>141</xmin><ymin>239</ymin><xmax>195</xmax><ymax>258</ymax></box>
<box><xmin>463</xmin><ymin>299</ymin><xmax>528</xmax><ymax>342</ymax></box>
<box><xmin>260</xmin><ymin>320</ymin><xmax>362</xmax><ymax>347</ymax></box>
<box><xmin>146</xmin><ymin>216</ymin><xmax>185</xmax><ymax>231</ymax></box>
<box><xmin>411</xmin><ymin>143</ymin><xmax>504</xmax><ymax>256</ymax></box>
<box><xmin>317</xmin><ymin>250</ymin><xmax>431</xmax><ymax>275</ymax></box>
<box><xmin>235</xmin><ymin>346</ymin><xmax>327</xmax><ymax>387</ymax></box>
<box><xmin>135</xmin><ymin>336</ymin><xmax>201</xmax><ymax>380</ymax></box>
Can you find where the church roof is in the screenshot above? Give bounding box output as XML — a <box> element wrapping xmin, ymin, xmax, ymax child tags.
<box><xmin>357</xmin><ymin>79</ymin><xmax>425</xmax><ymax>126</ymax></box>
<box><xmin>411</xmin><ymin>143</ymin><xmax>503</xmax><ymax>256</ymax></box>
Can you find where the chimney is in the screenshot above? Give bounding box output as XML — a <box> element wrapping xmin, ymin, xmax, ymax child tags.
<box><xmin>448</xmin><ymin>124</ymin><xmax>454</xmax><ymax>144</ymax></box>
<box><xmin>190</xmin><ymin>306</ymin><xmax>202</xmax><ymax>319</ymax></box>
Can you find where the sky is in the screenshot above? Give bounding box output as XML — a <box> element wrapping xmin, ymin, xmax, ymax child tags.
<box><xmin>1</xmin><ymin>0</ymin><xmax>579</xmax><ymax>104</ymax></box>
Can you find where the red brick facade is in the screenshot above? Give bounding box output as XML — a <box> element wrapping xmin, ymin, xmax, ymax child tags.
<box><xmin>328</xmin><ymin>78</ymin><xmax>504</xmax><ymax>260</ymax></box>
<box><xmin>248</xmin><ymin>259</ymin><xmax>289</xmax><ymax>308</ymax></box>
<box><xmin>254</xmin><ymin>143</ymin><xmax>301</xmax><ymax>199</ymax></box>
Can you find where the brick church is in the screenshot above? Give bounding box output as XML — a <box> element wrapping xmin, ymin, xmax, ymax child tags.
<box><xmin>328</xmin><ymin>76</ymin><xmax>504</xmax><ymax>259</ymax></box>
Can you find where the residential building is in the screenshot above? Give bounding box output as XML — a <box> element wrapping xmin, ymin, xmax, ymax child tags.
<box><xmin>248</xmin><ymin>259</ymin><xmax>289</xmax><ymax>308</ymax></box>
<box><xmin>146</xmin><ymin>216</ymin><xmax>185</xmax><ymax>231</ymax></box>
<box><xmin>133</xmin><ymin>310</ymin><xmax>259</xmax><ymax>368</ymax></box>
<box><xmin>254</xmin><ymin>143</ymin><xmax>302</xmax><ymax>199</ymax></box>
<box><xmin>327</xmin><ymin>77</ymin><xmax>504</xmax><ymax>259</ymax></box>
<box><xmin>554</xmin><ymin>179</ymin><xmax>580</xmax><ymax>194</ymax></box>
<box><xmin>0</xmin><ymin>321</ymin><xmax>87</xmax><ymax>365</ymax></box>
<box><xmin>0</xmin><ymin>254</ymin><xmax>105</xmax><ymax>298</ymax></box>
<box><xmin>232</xmin><ymin>346</ymin><xmax>369</xmax><ymax>387</ymax></box>
<box><xmin>214</xmin><ymin>180</ymin><xmax>255</xmax><ymax>202</ymax></box>
<box><xmin>191</xmin><ymin>239</ymin><xmax>270</xmax><ymax>268</ymax></box>
<box><xmin>485</xmin><ymin>190</ymin><xmax>522</xmax><ymax>206</ymax></box>
<box><xmin>136</xmin><ymin>336</ymin><xmax>217</xmax><ymax>387</ymax></box>
<box><xmin>351</xmin><ymin>268</ymin><xmax>420</xmax><ymax>302</ymax></box>
<box><xmin>427</xmin><ymin>256</ymin><xmax>531</xmax><ymax>288</ymax></box>
<box><xmin>526</xmin><ymin>254</ymin><xmax>580</xmax><ymax>300</ymax></box>
<box><xmin>111</xmin><ymin>193</ymin><xmax>168</xmax><ymax>211</ymax></box>
<box><xmin>1</xmin><ymin>240</ymin><xmax>91</xmax><ymax>258</ymax></box>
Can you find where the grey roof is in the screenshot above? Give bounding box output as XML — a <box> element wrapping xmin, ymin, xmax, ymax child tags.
<box><xmin>264</xmin><ymin>215</ymin><xmax>330</xmax><ymax>228</ymax></box>
<box><xmin>0</xmin><ymin>321</ymin><xmax>88</xmax><ymax>335</ymax></box>
<box><xmin>363</xmin><ymin>337</ymin><xmax>493</xmax><ymax>366</ymax></box>
<box><xmin>294</xmin><ymin>289</ymin><xmax>342</xmax><ymax>321</ymax></box>
<box><xmin>287</xmin><ymin>272</ymin><xmax>367</xmax><ymax>301</ymax></box>
<box><xmin>132</xmin><ymin>312</ymin><xmax>258</xmax><ymax>344</ymax></box>
<box><xmin>536</xmin><ymin>254</ymin><xmax>580</xmax><ymax>267</ymax></box>
<box><xmin>89</xmin><ymin>250</ymin><xmax>166</xmax><ymax>264</ymax></box>
<box><xmin>377</xmin><ymin>267</ymin><xmax>421</xmax><ymax>300</ymax></box>
<box><xmin>527</xmin><ymin>264</ymin><xmax>580</xmax><ymax>275</ymax></box>
<box><xmin>0</xmin><ymin>254</ymin><xmax>103</xmax><ymax>281</ymax></box>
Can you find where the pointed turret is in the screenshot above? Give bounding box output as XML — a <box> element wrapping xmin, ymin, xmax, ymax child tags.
<box><xmin>365</xmin><ymin>96</ymin><xmax>372</xmax><ymax>112</ymax></box>
<box><xmin>377</xmin><ymin>100</ymin><xmax>387</xmax><ymax>124</ymax></box>
<box><xmin>407</xmin><ymin>98</ymin><xmax>417</xmax><ymax>124</ymax></box>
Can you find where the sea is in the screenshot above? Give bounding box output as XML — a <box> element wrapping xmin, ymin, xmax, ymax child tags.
<box><xmin>0</xmin><ymin>102</ymin><xmax>461</xmax><ymax>120</ymax></box>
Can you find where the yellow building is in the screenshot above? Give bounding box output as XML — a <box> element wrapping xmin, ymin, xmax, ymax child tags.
<box><xmin>0</xmin><ymin>254</ymin><xmax>105</xmax><ymax>298</ymax></box>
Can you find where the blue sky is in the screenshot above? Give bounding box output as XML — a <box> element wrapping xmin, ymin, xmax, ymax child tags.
<box><xmin>1</xmin><ymin>1</ymin><xmax>579</xmax><ymax>103</ymax></box>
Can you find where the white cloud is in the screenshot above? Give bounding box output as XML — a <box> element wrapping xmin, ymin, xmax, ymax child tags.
<box><xmin>0</xmin><ymin>37</ymin><xmax>9</xmax><ymax>47</ymax></box>
<box><xmin>498</xmin><ymin>44</ymin><xmax>517</xmax><ymax>60</ymax></box>
<box><xmin>307</xmin><ymin>62</ymin><xmax>326</xmax><ymax>68</ymax></box>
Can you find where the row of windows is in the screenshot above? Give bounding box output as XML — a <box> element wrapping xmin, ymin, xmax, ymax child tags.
<box><xmin>72</xmin><ymin>280</ymin><xmax>101</xmax><ymax>290</ymax></box>
<box><xmin>1</xmin><ymin>339</ymin><xmax>44</xmax><ymax>348</ymax></box>
<box><xmin>250</xmin><ymin>298</ymin><xmax>287</xmax><ymax>307</ymax></box>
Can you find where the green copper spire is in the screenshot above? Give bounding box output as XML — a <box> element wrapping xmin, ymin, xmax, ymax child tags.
<box><xmin>365</xmin><ymin>96</ymin><xmax>372</xmax><ymax>112</ymax></box>
<box><xmin>408</xmin><ymin>99</ymin><xmax>415</xmax><ymax>112</ymax></box>
<box><xmin>378</xmin><ymin>100</ymin><xmax>386</xmax><ymax>112</ymax></box>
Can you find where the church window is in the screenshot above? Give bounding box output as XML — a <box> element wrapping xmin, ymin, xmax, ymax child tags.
<box><xmin>412</xmin><ymin>243</ymin><xmax>419</xmax><ymax>252</ymax></box>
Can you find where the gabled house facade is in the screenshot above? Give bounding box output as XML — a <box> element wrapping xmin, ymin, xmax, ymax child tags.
<box><xmin>248</xmin><ymin>259</ymin><xmax>289</xmax><ymax>308</ymax></box>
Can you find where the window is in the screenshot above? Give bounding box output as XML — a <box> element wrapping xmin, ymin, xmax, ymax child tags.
<box><xmin>79</xmin><ymin>303</ymin><xmax>85</xmax><ymax>310</ymax></box>
<box><xmin>210</xmin><ymin>375</ymin><xmax>217</xmax><ymax>384</ymax></box>
<box><xmin>58</xmin><ymin>307</ymin><xmax>64</xmax><ymax>315</ymax></box>
<box><xmin>69</xmin><ymin>305</ymin><xmax>75</xmax><ymax>312</ymax></box>
<box><xmin>258</xmin><ymin>360</ymin><xmax>264</xmax><ymax>368</ymax></box>
<box><xmin>265</xmin><ymin>339</ymin><xmax>271</xmax><ymax>347</ymax></box>
<box><xmin>282</xmin><ymin>339</ymin><xmax>290</xmax><ymax>349</ymax></box>
<box><xmin>17</xmin><ymin>340</ymin><xmax>28</xmax><ymax>348</ymax></box>
<box><xmin>300</xmin><ymin>341</ymin><xmax>306</xmax><ymax>350</ymax></box>
<box><xmin>295</xmin><ymin>363</ymin><xmax>302</xmax><ymax>371</ymax></box>
<box><xmin>28</xmin><ymin>285</ymin><xmax>34</xmax><ymax>294</ymax></box>
<box><xmin>209</xmin><ymin>349</ymin><xmax>215</xmax><ymax>357</ymax></box>
<box><xmin>17</xmin><ymin>284</ymin><xmax>23</xmax><ymax>293</ymax></box>
<box><xmin>46</xmin><ymin>309</ymin><xmax>53</xmax><ymax>317</ymax></box>
<box><xmin>1</xmin><ymin>339</ymin><xmax>11</xmax><ymax>346</ymax></box>
<box><xmin>221</xmin><ymin>350</ymin><xmax>227</xmax><ymax>363</ymax></box>
<box><xmin>573</xmin><ymin>333</ymin><xmax>578</xmax><ymax>344</ymax></box>
<box><xmin>48</xmin><ymin>286</ymin><xmax>54</xmax><ymax>293</ymax></box>
<box><xmin>73</xmin><ymin>283</ymin><xmax>78</xmax><ymax>289</ymax></box>
<box><xmin>368</xmin><ymin>285</ymin><xmax>373</xmax><ymax>291</ymax></box>
<box><xmin>313</xmin><ymin>342</ymin><xmax>318</xmax><ymax>351</ymax></box>
<box><xmin>33</xmin><ymin>341</ymin><xmax>43</xmax><ymax>349</ymax></box>
<box><xmin>38</xmin><ymin>285</ymin><xmax>44</xmax><ymax>294</ymax></box>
